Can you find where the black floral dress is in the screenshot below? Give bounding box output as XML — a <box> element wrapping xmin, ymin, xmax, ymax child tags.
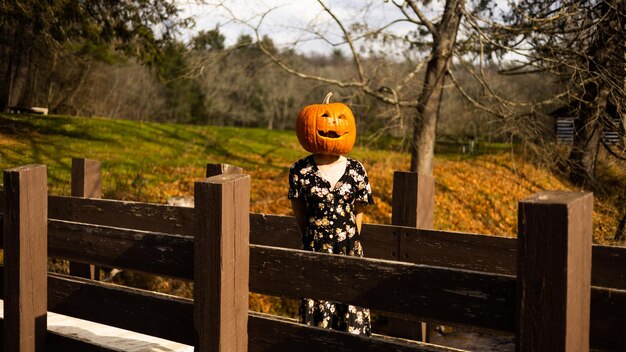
<box><xmin>288</xmin><ymin>155</ymin><xmax>374</xmax><ymax>335</ymax></box>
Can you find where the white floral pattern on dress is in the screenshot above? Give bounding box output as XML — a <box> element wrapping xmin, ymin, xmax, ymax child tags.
<box><xmin>288</xmin><ymin>155</ymin><xmax>374</xmax><ymax>336</ymax></box>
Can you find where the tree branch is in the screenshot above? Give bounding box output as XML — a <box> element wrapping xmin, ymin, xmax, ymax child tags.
<box><xmin>405</xmin><ymin>0</ymin><xmax>439</xmax><ymax>37</ymax></box>
<box><xmin>317</xmin><ymin>0</ymin><xmax>365</xmax><ymax>82</ymax></box>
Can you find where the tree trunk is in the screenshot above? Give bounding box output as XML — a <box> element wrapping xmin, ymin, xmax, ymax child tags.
<box><xmin>568</xmin><ymin>84</ymin><xmax>608</xmax><ymax>186</ymax></box>
<box><xmin>7</xmin><ymin>44</ymin><xmax>34</xmax><ymax>108</ymax></box>
<box><xmin>568</xmin><ymin>1</ymin><xmax>620</xmax><ymax>186</ymax></box>
<box><xmin>410</xmin><ymin>0</ymin><xmax>464</xmax><ymax>174</ymax></box>
<box><xmin>0</xmin><ymin>43</ymin><xmax>13</xmax><ymax>109</ymax></box>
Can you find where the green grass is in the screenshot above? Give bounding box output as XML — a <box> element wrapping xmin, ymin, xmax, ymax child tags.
<box><xmin>0</xmin><ymin>113</ymin><xmax>310</xmax><ymax>200</ymax></box>
<box><xmin>1</xmin><ymin>113</ymin><xmax>501</xmax><ymax>199</ymax></box>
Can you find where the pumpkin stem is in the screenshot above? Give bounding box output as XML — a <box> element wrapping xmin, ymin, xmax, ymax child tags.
<box><xmin>323</xmin><ymin>92</ymin><xmax>333</xmax><ymax>104</ymax></box>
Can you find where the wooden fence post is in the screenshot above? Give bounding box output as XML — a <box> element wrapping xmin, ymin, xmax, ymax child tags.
<box><xmin>517</xmin><ymin>191</ymin><xmax>593</xmax><ymax>352</ymax></box>
<box><xmin>69</xmin><ymin>158</ymin><xmax>101</xmax><ymax>280</ymax></box>
<box><xmin>387</xmin><ymin>171</ymin><xmax>435</xmax><ymax>342</ymax></box>
<box><xmin>3</xmin><ymin>164</ymin><xmax>48</xmax><ymax>352</ymax></box>
<box><xmin>391</xmin><ymin>172</ymin><xmax>435</xmax><ymax>229</ymax></box>
<box><xmin>194</xmin><ymin>173</ymin><xmax>250</xmax><ymax>352</ymax></box>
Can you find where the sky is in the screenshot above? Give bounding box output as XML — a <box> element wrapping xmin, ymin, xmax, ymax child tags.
<box><xmin>178</xmin><ymin>1</ymin><xmax>437</xmax><ymax>56</ymax></box>
<box><xmin>177</xmin><ymin>0</ymin><xmax>516</xmax><ymax>61</ymax></box>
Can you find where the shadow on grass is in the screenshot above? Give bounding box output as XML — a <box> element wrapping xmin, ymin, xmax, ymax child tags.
<box><xmin>0</xmin><ymin>114</ymin><xmax>111</xmax><ymax>142</ymax></box>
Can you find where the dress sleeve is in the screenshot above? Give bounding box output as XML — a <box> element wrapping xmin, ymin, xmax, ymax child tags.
<box><xmin>355</xmin><ymin>162</ymin><xmax>375</xmax><ymax>206</ymax></box>
<box><xmin>287</xmin><ymin>163</ymin><xmax>303</xmax><ymax>200</ymax></box>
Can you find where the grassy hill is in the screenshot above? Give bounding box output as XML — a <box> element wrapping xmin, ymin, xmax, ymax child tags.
<box><xmin>0</xmin><ymin>113</ymin><xmax>621</xmax><ymax>244</ymax></box>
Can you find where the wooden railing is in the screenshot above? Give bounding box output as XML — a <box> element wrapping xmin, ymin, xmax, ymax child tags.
<box><xmin>0</xmin><ymin>160</ymin><xmax>625</xmax><ymax>351</ymax></box>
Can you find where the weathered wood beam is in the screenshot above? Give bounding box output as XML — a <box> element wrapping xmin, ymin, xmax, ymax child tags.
<box><xmin>69</xmin><ymin>158</ymin><xmax>102</xmax><ymax>280</ymax></box>
<box><xmin>248</xmin><ymin>312</ymin><xmax>458</xmax><ymax>352</ymax></box>
<box><xmin>250</xmin><ymin>244</ymin><xmax>517</xmax><ymax>332</ymax></box>
<box><xmin>517</xmin><ymin>191</ymin><xmax>593</xmax><ymax>352</ymax></box>
<box><xmin>3</xmin><ymin>164</ymin><xmax>48</xmax><ymax>352</ymax></box>
<box><xmin>194</xmin><ymin>174</ymin><xmax>250</xmax><ymax>352</ymax></box>
<box><xmin>389</xmin><ymin>171</ymin><xmax>435</xmax><ymax>341</ymax></box>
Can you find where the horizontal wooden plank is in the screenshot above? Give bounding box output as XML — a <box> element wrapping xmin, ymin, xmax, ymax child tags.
<box><xmin>397</xmin><ymin>227</ymin><xmax>516</xmax><ymax>275</ymax></box>
<box><xmin>249</xmin><ymin>244</ymin><xmax>517</xmax><ymax>332</ymax></box>
<box><xmin>360</xmin><ymin>223</ymin><xmax>401</xmax><ymax>260</ymax></box>
<box><xmin>590</xmin><ymin>244</ymin><xmax>626</xmax><ymax>290</ymax></box>
<box><xmin>366</xmin><ymin>224</ymin><xmax>626</xmax><ymax>290</ymax></box>
<box><xmin>46</xmin><ymin>306</ymin><xmax>192</xmax><ymax>352</ymax></box>
<box><xmin>0</xmin><ymin>266</ymin><xmax>193</xmax><ymax>344</ymax></box>
<box><xmin>46</xmin><ymin>272</ymin><xmax>195</xmax><ymax>345</ymax></box>
<box><xmin>590</xmin><ymin>286</ymin><xmax>626</xmax><ymax>351</ymax></box>
<box><xmin>48</xmin><ymin>194</ymin><xmax>195</xmax><ymax>236</ymax></box>
<box><xmin>248</xmin><ymin>312</ymin><xmax>462</xmax><ymax>352</ymax></box>
<box><xmin>250</xmin><ymin>216</ymin><xmax>400</xmax><ymax>261</ymax></box>
<box><xmin>250</xmin><ymin>213</ymin><xmax>301</xmax><ymax>249</ymax></box>
<box><xmin>2</xmin><ymin>192</ymin><xmax>625</xmax><ymax>289</ymax></box>
<box><xmin>47</xmin><ymin>219</ymin><xmax>194</xmax><ymax>280</ymax></box>
<box><xmin>0</xmin><ymin>319</ymin><xmax>122</xmax><ymax>352</ymax></box>
<box><xmin>47</xmin><ymin>331</ymin><xmax>130</xmax><ymax>352</ymax></box>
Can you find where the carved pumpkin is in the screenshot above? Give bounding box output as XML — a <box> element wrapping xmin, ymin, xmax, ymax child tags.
<box><xmin>296</xmin><ymin>93</ymin><xmax>357</xmax><ymax>155</ymax></box>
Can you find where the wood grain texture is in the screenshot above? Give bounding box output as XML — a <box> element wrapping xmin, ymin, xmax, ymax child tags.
<box><xmin>391</xmin><ymin>172</ymin><xmax>434</xmax><ymax>229</ymax></box>
<box><xmin>46</xmin><ymin>272</ymin><xmax>195</xmax><ymax>345</ymax></box>
<box><xmin>1</xmin><ymin>267</ymin><xmax>194</xmax><ymax>346</ymax></box>
<box><xmin>248</xmin><ymin>312</ymin><xmax>462</xmax><ymax>352</ymax></box>
<box><xmin>249</xmin><ymin>213</ymin><xmax>301</xmax><ymax>249</ymax></box>
<box><xmin>517</xmin><ymin>191</ymin><xmax>593</xmax><ymax>352</ymax></box>
<box><xmin>390</xmin><ymin>171</ymin><xmax>435</xmax><ymax>341</ymax></box>
<box><xmin>46</xmin><ymin>331</ymin><xmax>131</xmax><ymax>352</ymax></box>
<box><xmin>589</xmin><ymin>286</ymin><xmax>626</xmax><ymax>351</ymax></box>
<box><xmin>250</xmin><ymin>244</ymin><xmax>517</xmax><ymax>331</ymax></box>
<box><xmin>399</xmin><ymin>228</ymin><xmax>517</xmax><ymax>275</ymax></box>
<box><xmin>590</xmin><ymin>245</ymin><xmax>626</xmax><ymax>290</ymax></box>
<box><xmin>70</xmin><ymin>158</ymin><xmax>102</xmax><ymax>280</ymax></box>
<box><xmin>3</xmin><ymin>164</ymin><xmax>48</xmax><ymax>352</ymax></box>
<box><xmin>47</xmin><ymin>220</ymin><xmax>194</xmax><ymax>280</ymax></box>
<box><xmin>361</xmin><ymin>223</ymin><xmax>401</xmax><ymax>261</ymax></box>
<box><xmin>194</xmin><ymin>174</ymin><xmax>250</xmax><ymax>352</ymax></box>
<box><xmin>0</xmin><ymin>319</ymin><xmax>121</xmax><ymax>352</ymax></box>
<box><xmin>71</xmin><ymin>158</ymin><xmax>102</xmax><ymax>198</ymax></box>
<box><xmin>48</xmin><ymin>195</ymin><xmax>195</xmax><ymax>235</ymax></box>
<box><xmin>249</xmin><ymin>215</ymin><xmax>400</xmax><ymax>261</ymax></box>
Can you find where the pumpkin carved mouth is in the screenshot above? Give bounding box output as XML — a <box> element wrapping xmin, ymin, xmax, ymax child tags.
<box><xmin>318</xmin><ymin>130</ymin><xmax>345</xmax><ymax>139</ymax></box>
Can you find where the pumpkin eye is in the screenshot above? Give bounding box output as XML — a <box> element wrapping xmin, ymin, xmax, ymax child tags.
<box><xmin>338</xmin><ymin>114</ymin><xmax>346</xmax><ymax>119</ymax></box>
<box><xmin>322</xmin><ymin>112</ymin><xmax>330</xmax><ymax>117</ymax></box>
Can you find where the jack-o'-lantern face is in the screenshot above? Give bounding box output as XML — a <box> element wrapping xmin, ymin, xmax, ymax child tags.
<box><xmin>296</xmin><ymin>94</ymin><xmax>356</xmax><ymax>155</ymax></box>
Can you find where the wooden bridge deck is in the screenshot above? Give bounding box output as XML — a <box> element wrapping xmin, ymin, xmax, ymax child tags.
<box><xmin>0</xmin><ymin>299</ymin><xmax>193</xmax><ymax>352</ymax></box>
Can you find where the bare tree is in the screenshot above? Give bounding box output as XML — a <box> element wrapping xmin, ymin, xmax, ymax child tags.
<box><xmin>442</xmin><ymin>0</ymin><xmax>625</xmax><ymax>242</ymax></box>
<box><xmin>215</xmin><ymin>0</ymin><xmax>488</xmax><ymax>175</ymax></box>
<box><xmin>461</xmin><ymin>0</ymin><xmax>625</xmax><ymax>186</ymax></box>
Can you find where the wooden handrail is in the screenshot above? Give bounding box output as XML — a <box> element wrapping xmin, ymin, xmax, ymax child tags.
<box><xmin>0</xmin><ymin>190</ymin><xmax>624</xmax><ymax>290</ymax></box>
